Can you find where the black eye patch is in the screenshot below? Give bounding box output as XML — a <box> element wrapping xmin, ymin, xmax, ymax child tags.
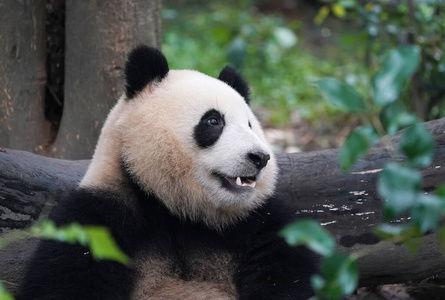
<box><xmin>194</xmin><ymin>109</ymin><xmax>225</xmax><ymax>148</ymax></box>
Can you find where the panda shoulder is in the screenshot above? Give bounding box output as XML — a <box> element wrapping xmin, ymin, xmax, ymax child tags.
<box><xmin>48</xmin><ymin>188</ymin><xmax>147</xmax><ymax>249</ymax></box>
<box><xmin>254</xmin><ymin>196</ymin><xmax>299</xmax><ymax>229</ymax></box>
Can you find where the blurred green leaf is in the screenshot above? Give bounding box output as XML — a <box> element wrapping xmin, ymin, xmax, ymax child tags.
<box><xmin>33</xmin><ymin>221</ymin><xmax>129</xmax><ymax>265</ymax></box>
<box><xmin>339</xmin><ymin>125</ymin><xmax>379</xmax><ymax>171</ymax></box>
<box><xmin>311</xmin><ymin>275</ymin><xmax>325</xmax><ymax>292</ymax></box>
<box><xmin>373</xmin><ymin>46</ymin><xmax>421</xmax><ymax>106</ymax></box>
<box><xmin>338</xmin><ymin>0</ymin><xmax>356</xmax><ymax>8</ymax></box>
<box><xmin>314</xmin><ymin>5</ymin><xmax>330</xmax><ymax>24</ymax></box>
<box><xmin>400</xmin><ymin>123</ymin><xmax>434</xmax><ymax>168</ymax></box>
<box><xmin>379</xmin><ymin>101</ymin><xmax>417</xmax><ymax>134</ymax></box>
<box><xmin>0</xmin><ymin>282</ymin><xmax>13</xmax><ymax>300</ymax></box>
<box><xmin>315</xmin><ymin>253</ymin><xmax>359</xmax><ymax>299</ymax></box>
<box><xmin>332</xmin><ymin>4</ymin><xmax>346</xmax><ymax>18</ymax></box>
<box><xmin>85</xmin><ymin>227</ymin><xmax>130</xmax><ymax>265</ymax></box>
<box><xmin>279</xmin><ymin>219</ymin><xmax>335</xmax><ymax>257</ymax></box>
<box><xmin>374</xmin><ymin>223</ymin><xmax>411</xmax><ymax>239</ymax></box>
<box><xmin>411</xmin><ymin>194</ymin><xmax>445</xmax><ymax>233</ymax></box>
<box><xmin>211</xmin><ymin>27</ymin><xmax>231</xmax><ymax>44</ymax></box>
<box><xmin>274</xmin><ymin>27</ymin><xmax>297</xmax><ymax>48</ymax></box>
<box><xmin>374</xmin><ymin>223</ymin><xmax>422</xmax><ymax>252</ymax></box>
<box><xmin>437</xmin><ymin>185</ymin><xmax>445</xmax><ymax>197</ymax></box>
<box><xmin>227</xmin><ymin>37</ymin><xmax>248</xmax><ymax>69</ymax></box>
<box><xmin>377</xmin><ymin>163</ymin><xmax>421</xmax><ymax>220</ymax></box>
<box><xmin>317</xmin><ymin>78</ymin><xmax>366</xmax><ymax>111</ymax></box>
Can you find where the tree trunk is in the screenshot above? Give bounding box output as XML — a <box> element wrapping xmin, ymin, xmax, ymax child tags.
<box><xmin>0</xmin><ymin>0</ymin><xmax>49</xmax><ymax>154</ymax></box>
<box><xmin>1</xmin><ymin>118</ymin><xmax>445</xmax><ymax>294</ymax></box>
<box><xmin>51</xmin><ymin>0</ymin><xmax>162</xmax><ymax>159</ymax></box>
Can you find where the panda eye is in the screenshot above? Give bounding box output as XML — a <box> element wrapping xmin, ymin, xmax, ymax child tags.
<box><xmin>207</xmin><ymin>118</ymin><xmax>219</xmax><ymax>126</ymax></box>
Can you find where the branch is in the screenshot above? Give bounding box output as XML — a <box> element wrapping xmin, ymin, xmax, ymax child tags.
<box><xmin>0</xmin><ymin>118</ymin><xmax>444</xmax><ymax>293</ymax></box>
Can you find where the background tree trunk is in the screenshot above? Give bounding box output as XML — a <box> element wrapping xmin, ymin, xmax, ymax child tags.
<box><xmin>0</xmin><ymin>0</ymin><xmax>49</xmax><ymax>154</ymax></box>
<box><xmin>51</xmin><ymin>0</ymin><xmax>162</xmax><ymax>159</ymax></box>
<box><xmin>0</xmin><ymin>0</ymin><xmax>162</xmax><ymax>159</ymax></box>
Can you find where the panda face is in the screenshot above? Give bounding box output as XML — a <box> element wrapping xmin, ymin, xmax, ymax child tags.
<box><xmin>83</xmin><ymin>46</ymin><xmax>277</xmax><ymax>228</ymax></box>
<box><xmin>191</xmin><ymin>90</ymin><xmax>275</xmax><ymax>209</ymax></box>
<box><xmin>118</xmin><ymin>70</ymin><xmax>277</xmax><ymax>227</ymax></box>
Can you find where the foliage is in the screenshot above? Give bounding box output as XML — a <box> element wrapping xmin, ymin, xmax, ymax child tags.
<box><xmin>0</xmin><ymin>283</ymin><xmax>13</xmax><ymax>300</ymax></box>
<box><xmin>282</xmin><ymin>44</ymin><xmax>445</xmax><ymax>299</ymax></box>
<box><xmin>321</xmin><ymin>45</ymin><xmax>444</xmax><ymax>236</ymax></box>
<box><xmin>280</xmin><ymin>220</ymin><xmax>358</xmax><ymax>299</ymax></box>
<box><xmin>282</xmin><ymin>45</ymin><xmax>445</xmax><ymax>299</ymax></box>
<box><xmin>162</xmin><ymin>1</ymin><xmax>370</xmax><ymax>126</ymax></box>
<box><xmin>318</xmin><ymin>0</ymin><xmax>445</xmax><ymax>120</ymax></box>
<box><xmin>31</xmin><ymin>221</ymin><xmax>129</xmax><ymax>265</ymax></box>
<box><xmin>0</xmin><ymin>221</ymin><xmax>129</xmax><ymax>299</ymax></box>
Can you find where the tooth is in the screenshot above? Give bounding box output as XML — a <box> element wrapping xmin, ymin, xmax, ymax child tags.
<box><xmin>236</xmin><ymin>177</ymin><xmax>242</xmax><ymax>186</ymax></box>
<box><xmin>242</xmin><ymin>181</ymin><xmax>257</xmax><ymax>188</ymax></box>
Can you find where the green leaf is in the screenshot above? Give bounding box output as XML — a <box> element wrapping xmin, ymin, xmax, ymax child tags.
<box><xmin>0</xmin><ymin>282</ymin><xmax>14</xmax><ymax>300</ymax></box>
<box><xmin>85</xmin><ymin>227</ymin><xmax>130</xmax><ymax>265</ymax></box>
<box><xmin>227</xmin><ymin>37</ymin><xmax>247</xmax><ymax>69</ymax></box>
<box><xmin>332</xmin><ymin>4</ymin><xmax>346</xmax><ymax>18</ymax></box>
<box><xmin>317</xmin><ymin>78</ymin><xmax>366</xmax><ymax>112</ymax></box>
<box><xmin>373</xmin><ymin>46</ymin><xmax>421</xmax><ymax>106</ymax></box>
<box><xmin>34</xmin><ymin>221</ymin><xmax>88</xmax><ymax>245</ymax></box>
<box><xmin>400</xmin><ymin>123</ymin><xmax>434</xmax><ymax>168</ymax></box>
<box><xmin>33</xmin><ymin>221</ymin><xmax>129</xmax><ymax>265</ymax></box>
<box><xmin>374</xmin><ymin>223</ymin><xmax>410</xmax><ymax>239</ymax></box>
<box><xmin>379</xmin><ymin>101</ymin><xmax>417</xmax><ymax>134</ymax></box>
<box><xmin>374</xmin><ymin>224</ymin><xmax>422</xmax><ymax>252</ymax></box>
<box><xmin>274</xmin><ymin>27</ymin><xmax>298</xmax><ymax>48</ymax></box>
<box><xmin>437</xmin><ymin>185</ymin><xmax>445</xmax><ymax>197</ymax></box>
<box><xmin>377</xmin><ymin>163</ymin><xmax>421</xmax><ymax>220</ymax></box>
<box><xmin>311</xmin><ymin>275</ymin><xmax>325</xmax><ymax>292</ymax></box>
<box><xmin>314</xmin><ymin>5</ymin><xmax>330</xmax><ymax>24</ymax></box>
<box><xmin>339</xmin><ymin>125</ymin><xmax>379</xmax><ymax>171</ymax></box>
<box><xmin>411</xmin><ymin>194</ymin><xmax>445</xmax><ymax>233</ymax></box>
<box><xmin>279</xmin><ymin>220</ymin><xmax>335</xmax><ymax>257</ymax></box>
<box><xmin>317</xmin><ymin>253</ymin><xmax>359</xmax><ymax>299</ymax></box>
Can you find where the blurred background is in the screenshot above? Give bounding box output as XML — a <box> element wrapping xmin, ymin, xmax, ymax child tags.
<box><xmin>162</xmin><ymin>0</ymin><xmax>445</xmax><ymax>152</ymax></box>
<box><xmin>0</xmin><ymin>0</ymin><xmax>444</xmax><ymax>158</ymax></box>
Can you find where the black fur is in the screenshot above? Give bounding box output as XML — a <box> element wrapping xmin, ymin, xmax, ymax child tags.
<box><xmin>17</xmin><ymin>183</ymin><xmax>318</xmax><ymax>299</ymax></box>
<box><xmin>218</xmin><ymin>66</ymin><xmax>250</xmax><ymax>104</ymax></box>
<box><xmin>193</xmin><ymin>109</ymin><xmax>225</xmax><ymax>148</ymax></box>
<box><xmin>16</xmin><ymin>190</ymin><xmax>145</xmax><ymax>300</ymax></box>
<box><xmin>125</xmin><ymin>45</ymin><xmax>169</xmax><ymax>99</ymax></box>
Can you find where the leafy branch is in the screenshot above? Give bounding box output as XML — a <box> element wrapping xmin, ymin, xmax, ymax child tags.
<box><xmin>280</xmin><ymin>45</ymin><xmax>445</xmax><ymax>299</ymax></box>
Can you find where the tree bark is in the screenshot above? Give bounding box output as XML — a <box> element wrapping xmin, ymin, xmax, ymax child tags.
<box><xmin>0</xmin><ymin>0</ymin><xmax>49</xmax><ymax>154</ymax></box>
<box><xmin>51</xmin><ymin>0</ymin><xmax>162</xmax><ymax>159</ymax></box>
<box><xmin>0</xmin><ymin>118</ymin><xmax>444</xmax><ymax>293</ymax></box>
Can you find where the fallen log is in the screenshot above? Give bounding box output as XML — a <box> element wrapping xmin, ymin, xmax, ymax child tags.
<box><xmin>0</xmin><ymin>118</ymin><xmax>444</xmax><ymax>293</ymax></box>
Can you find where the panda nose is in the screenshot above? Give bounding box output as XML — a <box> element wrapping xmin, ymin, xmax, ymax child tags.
<box><xmin>248</xmin><ymin>151</ymin><xmax>270</xmax><ymax>170</ymax></box>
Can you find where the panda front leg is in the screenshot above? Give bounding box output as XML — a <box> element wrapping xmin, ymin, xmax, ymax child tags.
<box><xmin>16</xmin><ymin>239</ymin><xmax>136</xmax><ymax>300</ymax></box>
<box><xmin>16</xmin><ymin>189</ymin><xmax>146</xmax><ymax>300</ymax></box>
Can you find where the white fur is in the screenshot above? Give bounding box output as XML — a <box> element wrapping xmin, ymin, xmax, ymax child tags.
<box><xmin>81</xmin><ymin>70</ymin><xmax>277</xmax><ymax>228</ymax></box>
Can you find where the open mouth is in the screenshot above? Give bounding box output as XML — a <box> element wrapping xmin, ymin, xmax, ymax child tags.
<box><xmin>214</xmin><ymin>173</ymin><xmax>257</xmax><ymax>190</ymax></box>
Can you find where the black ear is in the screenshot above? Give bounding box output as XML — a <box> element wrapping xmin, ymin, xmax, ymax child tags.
<box><xmin>218</xmin><ymin>66</ymin><xmax>250</xmax><ymax>104</ymax></box>
<box><xmin>125</xmin><ymin>45</ymin><xmax>169</xmax><ymax>99</ymax></box>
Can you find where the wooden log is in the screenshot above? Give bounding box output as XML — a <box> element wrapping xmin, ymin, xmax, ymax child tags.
<box><xmin>0</xmin><ymin>118</ymin><xmax>444</xmax><ymax>293</ymax></box>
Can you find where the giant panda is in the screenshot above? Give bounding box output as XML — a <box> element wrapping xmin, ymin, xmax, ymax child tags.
<box><xmin>17</xmin><ymin>45</ymin><xmax>318</xmax><ymax>300</ymax></box>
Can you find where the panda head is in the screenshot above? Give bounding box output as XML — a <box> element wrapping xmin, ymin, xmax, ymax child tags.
<box><xmin>84</xmin><ymin>45</ymin><xmax>278</xmax><ymax>229</ymax></box>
